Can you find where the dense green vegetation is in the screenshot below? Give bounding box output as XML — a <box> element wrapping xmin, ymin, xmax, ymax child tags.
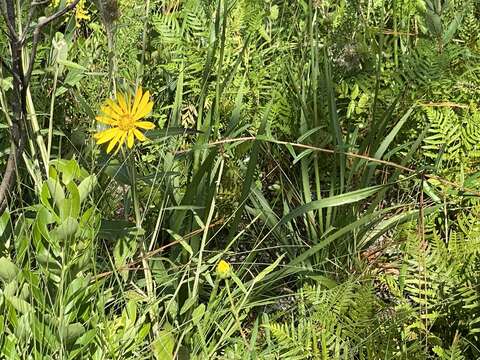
<box><xmin>1</xmin><ymin>0</ymin><xmax>480</xmax><ymax>358</ymax></box>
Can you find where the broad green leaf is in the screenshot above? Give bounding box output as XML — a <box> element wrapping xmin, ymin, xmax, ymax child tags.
<box><xmin>5</xmin><ymin>295</ymin><xmax>34</xmax><ymax>314</ymax></box>
<box><xmin>78</xmin><ymin>175</ymin><xmax>97</xmax><ymax>203</ymax></box>
<box><xmin>51</xmin><ymin>159</ymin><xmax>81</xmax><ymax>184</ymax></box>
<box><xmin>74</xmin><ymin>328</ymin><xmax>96</xmax><ymax>346</ymax></box>
<box><xmin>51</xmin><ymin>217</ymin><xmax>78</xmax><ymax>242</ymax></box>
<box><xmin>152</xmin><ymin>330</ymin><xmax>175</xmax><ymax>360</ymax></box>
<box><xmin>192</xmin><ymin>304</ymin><xmax>205</xmax><ymax>325</ymax></box>
<box><xmin>46</xmin><ymin>178</ymin><xmax>65</xmax><ymax>205</ymax></box>
<box><xmin>59</xmin><ymin>323</ymin><xmax>85</xmax><ymax>344</ymax></box>
<box><xmin>0</xmin><ymin>257</ymin><xmax>19</xmax><ymax>283</ymax></box>
<box><xmin>0</xmin><ymin>210</ymin><xmax>11</xmax><ymax>240</ymax></box>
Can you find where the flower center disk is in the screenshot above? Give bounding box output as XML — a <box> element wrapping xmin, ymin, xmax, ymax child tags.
<box><xmin>118</xmin><ymin>114</ymin><xmax>135</xmax><ymax>131</ymax></box>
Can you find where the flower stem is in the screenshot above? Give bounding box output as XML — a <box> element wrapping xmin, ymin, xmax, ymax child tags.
<box><xmin>226</xmin><ymin>279</ymin><xmax>251</xmax><ymax>351</ymax></box>
<box><xmin>128</xmin><ymin>152</ymin><xmax>154</xmax><ymax>305</ymax></box>
<box><xmin>129</xmin><ymin>153</ymin><xmax>141</xmax><ymax>228</ymax></box>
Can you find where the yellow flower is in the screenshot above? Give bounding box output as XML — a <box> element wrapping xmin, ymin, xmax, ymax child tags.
<box><xmin>94</xmin><ymin>88</ymin><xmax>155</xmax><ymax>154</ymax></box>
<box><xmin>75</xmin><ymin>0</ymin><xmax>90</xmax><ymax>25</ymax></box>
<box><xmin>216</xmin><ymin>260</ymin><xmax>231</xmax><ymax>279</ymax></box>
<box><xmin>51</xmin><ymin>0</ymin><xmax>90</xmax><ymax>27</ymax></box>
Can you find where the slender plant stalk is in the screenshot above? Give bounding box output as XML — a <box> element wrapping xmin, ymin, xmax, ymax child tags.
<box><xmin>192</xmin><ymin>158</ymin><xmax>224</xmax><ymax>299</ymax></box>
<box><xmin>137</xmin><ymin>0</ymin><xmax>151</xmax><ymax>86</ymax></box>
<box><xmin>226</xmin><ymin>279</ymin><xmax>251</xmax><ymax>351</ymax></box>
<box><xmin>128</xmin><ymin>153</ymin><xmax>154</xmax><ymax>305</ymax></box>
<box><xmin>47</xmin><ymin>65</ymin><xmax>59</xmax><ymax>161</ymax></box>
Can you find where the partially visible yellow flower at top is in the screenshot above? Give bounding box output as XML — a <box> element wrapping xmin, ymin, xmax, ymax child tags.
<box><xmin>94</xmin><ymin>88</ymin><xmax>155</xmax><ymax>154</ymax></box>
<box><xmin>52</xmin><ymin>0</ymin><xmax>90</xmax><ymax>27</ymax></box>
<box><xmin>216</xmin><ymin>260</ymin><xmax>231</xmax><ymax>279</ymax></box>
<box><xmin>74</xmin><ymin>0</ymin><xmax>90</xmax><ymax>25</ymax></box>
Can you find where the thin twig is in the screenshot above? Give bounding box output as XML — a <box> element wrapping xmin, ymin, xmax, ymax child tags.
<box><xmin>0</xmin><ymin>143</ymin><xmax>25</xmax><ymax>214</ymax></box>
<box><xmin>0</xmin><ymin>1</ymin><xmax>19</xmax><ymax>41</ymax></box>
<box><xmin>23</xmin><ymin>0</ymin><xmax>81</xmax><ymax>86</ymax></box>
<box><xmin>419</xmin><ymin>101</ymin><xmax>469</xmax><ymax>109</ymax></box>
<box><xmin>21</xmin><ymin>0</ymin><xmax>53</xmax><ymax>44</ymax></box>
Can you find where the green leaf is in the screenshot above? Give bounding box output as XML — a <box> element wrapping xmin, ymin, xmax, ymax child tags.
<box><xmin>0</xmin><ymin>77</ymin><xmax>13</xmax><ymax>91</ymax></box>
<box><xmin>57</xmin><ymin>59</ymin><xmax>87</xmax><ymax>72</ymax></box>
<box><xmin>52</xmin><ymin>159</ymin><xmax>81</xmax><ymax>184</ymax></box>
<box><xmin>5</xmin><ymin>295</ymin><xmax>34</xmax><ymax>314</ymax></box>
<box><xmin>192</xmin><ymin>304</ymin><xmax>205</xmax><ymax>325</ymax></box>
<box><xmin>15</xmin><ymin>313</ymin><xmax>32</xmax><ymax>341</ymax></box>
<box><xmin>59</xmin><ymin>322</ymin><xmax>85</xmax><ymax>344</ymax></box>
<box><xmin>270</xmin><ymin>5</ymin><xmax>279</xmax><ymax>20</ymax></box>
<box><xmin>0</xmin><ymin>257</ymin><xmax>19</xmax><ymax>282</ymax></box>
<box><xmin>166</xmin><ymin>229</ymin><xmax>193</xmax><ymax>256</ymax></box>
<box><xmin>425</xmin><ymin>11</ymin><xmax>443</xmax><ymax>38</ymax></box>
<box><xmin>46</xmin><ymin>178</ymin><xmax>65</xmax><ymax>205</ymax></box>
<box><xmin>443</xmin><ymin>13</ymin><xmax>463</xmax><ymax>44</ymax></box>
<box><xmin>152</xmin><ymin>330</ymin><xmax>175</xmax><ymax>360</ymax></box>
<box><xmin>51</xmin><ymin>217</ymin><xmax>78</xmax><ymax>242</ymax></box>
<box><xmin>74</xmin><ymin>328</ymin><xmax>96</xmax><ymax>346</ymax></box>
<box><xmin>231</xmin><ymin>272</ymin><xmax>247</xmax><ymax>294</ymax></box>
<box><xmin>77</xmin><ymin>175</ymin><xmax>97</xmax><ymax>203</ymax></box>
<box><xmin>277</xmin><ymin>185</ymin><xmax>383</xmax><ymax>229</ymax></box>
<box><xmin>0</xmin><ymin>210</ymin><xmax>12</xmax><ymax>241</ymax></box>
<box><xmin>253</xmin><ymin>255</ymin><xmax>285</xmax><ymax>284</ymax></box>
<box><xmin>62</xmin><ymin>181</ymin><xmax>81</xmax><ymax>219</ymax></box>
<box><xmin>373</xmin><ymin>106</ymin><xmax>415</xmax><ymax>160</ymax></box>
<box><xmin>103</xmin><ymin>159</ymin><xmax>131</xmax><ymax>185</ymax></box>
<box><xmin>180</xmin><ymin>296</ymin><xmax>196</xmax><ymax>315</ymax></box>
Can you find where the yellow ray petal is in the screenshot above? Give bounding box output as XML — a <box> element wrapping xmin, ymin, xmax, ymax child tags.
<box><xmin>127</xmin><ymin>130</ymin><xmax>134</xmax><ymax>148</ymax></box>
<box><xmin>100</xmin><ymin>105</ymin><xmax>121</xmax><ymax>121</ymax></box>
<box><xmin>133</xmin><ymin>129</ymin><xmax>147</xmax><ymax>142</ymax></box>
<box><xmin>133</xmin><ymin>100</ymin><xmax>154</xmax><ymax>121</ymax></box>
<box><xmin>106</xmin><ymin>99</ymin><xmax>125</xmax><ymax>117</ymax></box>
<box><xmin>96</xmin><ymin>116</ymin><xmax>117</xmax><ymax>125</ymax></box>
<box><xmin>94</xmin><ymin>128</ymin><xmax>119</xmax><ymax>144</ymax></box>
<box><xmin>106</xmin><ymin>132</ymin><xmax>123</xmax><ymax>153</ymax></box>
<box><xmin>116</xmin><ymin>92</ymin><xmax>129</xmax><ymax>114</ymax></box>
<box><xmin>114</xmin><ymin>132</ymin><xmax>127</xmax><ymax>154</ymax></box>
<box><xmin>134</xmin><ymin>121</ymin><xmax>155</xmax><ymax>130</ymax></box>
<box><xmin>131</xmin><ymin>87</ymin><xmax>143</xmax><ymax>115</ymax></box>
<box><xmin>133</xmin><ymin>90</ymin><xmax>152</xmax><ymax>120</ymax></box>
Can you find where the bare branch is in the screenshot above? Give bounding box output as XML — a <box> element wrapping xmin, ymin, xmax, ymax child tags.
<box><xmin>0</xmin><ymin>0</ymin><xmax>19</xmax><ymax>40</ymax></box>
<box><xmin>0</xmin><ymin>0</ymin><xmax>26</xmax><ymax>215</ymax></box>
<box><xmin>0</xmin><ymin>56</ymin><xmax>23</xmax><ymax>84</ymax></box>
<box><xmin>32</xmin><ymin>0</ymin><xmax>51</xmax><ymax>6</ymax></box>
<box><xmin>20</xmin><ymin>0</ymin><xmax>56</xmax><ymax>44</ymax></box>
<box><xmin>23</xmin><ymin>0</ymin><xmax>81</xmax><ymax>86</ymax></box>
<box><xmin>0</xmin><ymin>136</ymin><xmax>25</xmax><ymax>214</ymax></box>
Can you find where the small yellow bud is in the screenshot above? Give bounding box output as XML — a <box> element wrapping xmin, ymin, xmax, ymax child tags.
<box><xmin>216</xmin><ymin>260</ymin><xmax>231</xmax><ymax>279</ymax></box>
